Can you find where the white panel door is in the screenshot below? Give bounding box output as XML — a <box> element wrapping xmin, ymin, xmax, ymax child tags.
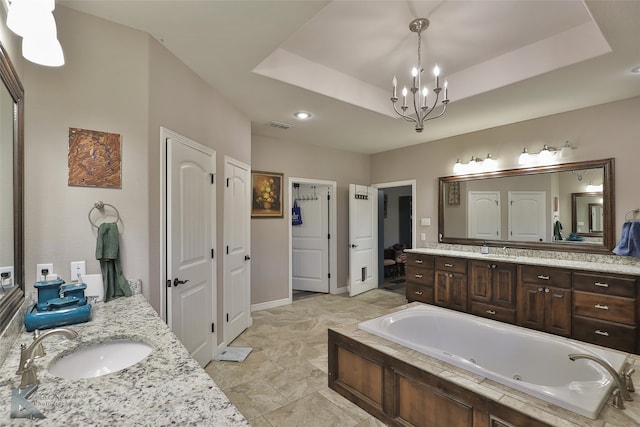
<box><xmin>349</xmin><ymin>184</ymin><xmax>378</xmax><ymax>297</ymax></box>
<box><xmin>224</xmin><ymin>157</ymin><xmax>251</xmax><ymax>344</ymax></box>
<box><xmin>292</xmin><ymin>185</ymin><xmax>329</xmax><ymax>293</ymax></box>
<box><xmin>509</xmin><ymin>191</ymin><xmax>546</xmax><ymax>241</ymax></box>
<box><xmin>166</xmin><ymin>131</ymin><xmax>215</xmax><ymax>367</ymax></box>
<box><xmin>468</xmin><ymin>191</ymin><xmax>501</xmax><ymax>240</ymax></box>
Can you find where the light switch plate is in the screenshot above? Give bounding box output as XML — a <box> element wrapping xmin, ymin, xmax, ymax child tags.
<box><xmin>70</xmin><ymin>261</ymin><xmax>86</xmax><ymax>282</ymax></box>
<box><xmin>420</xmin><ymin>232</ymin><xmax>426</xmax><ymax>241</ymax></box>
<box><xmin>421</xmin><ymin>217</ymin><xmax>431</xmax><ymax>226</ymax></box>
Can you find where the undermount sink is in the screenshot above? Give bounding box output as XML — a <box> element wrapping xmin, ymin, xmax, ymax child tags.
<box><xmin>48</xmin><ymin>340</ymin><xmax>153</xmax><ymax>380</ymax></box>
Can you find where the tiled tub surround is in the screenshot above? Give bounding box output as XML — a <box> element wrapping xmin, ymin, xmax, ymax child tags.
<box><xmin>330</xmin><ymin>302</ymin><xmax>640</xmax><ymax>427</ymax></box>
<box><xmin>0</xmin><ymin>294</ymin><xmax>248</xmax><ymax>426</ymax></box>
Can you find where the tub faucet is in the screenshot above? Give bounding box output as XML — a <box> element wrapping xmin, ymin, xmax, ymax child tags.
<box><xmin>569</xmin><ymin>353</ymin><xmax>633</xmax><ymax>409</ymax></box>
<box><xmin>16</xmin><ymin>328</ymin><xmax>78</xmax><ymax>388</ymax></box>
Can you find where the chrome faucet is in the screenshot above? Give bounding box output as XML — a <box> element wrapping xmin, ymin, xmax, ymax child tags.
<box><xmin>569</xmin><ymin>353</ymin><xmax>633</xmax><ymax>409</ymax></box>
<box><xmin>16</xmin><ymin>328</ymin><xmax>78</xmax><ymax>388</ymax></box>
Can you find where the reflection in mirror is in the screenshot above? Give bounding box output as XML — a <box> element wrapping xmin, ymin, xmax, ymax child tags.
<box><xmin>439</xmin><ymin>159</ymin><xmax>614</xmax><ymax>254</ymax></box>
<box><xmin>0</xmin><ymin>41</ymin><xmax>24</xmax><ymax>334</ymax></box>
<box><xmin>572</xmin><ymin>192</ymin><xmax>604</xmax><ymax>240</ymax></box>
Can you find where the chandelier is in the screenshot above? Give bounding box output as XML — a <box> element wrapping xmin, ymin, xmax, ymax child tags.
<box><xmin>391</xmin><ymin>18</ymin><xmax>449</xmax><ymax>133</ymax></box>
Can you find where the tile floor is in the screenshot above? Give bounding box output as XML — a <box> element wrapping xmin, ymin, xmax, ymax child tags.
<box><xmin>205</xmin><ymin>287</ymin><xmax>407</xmax><ymax>426</ymax></box>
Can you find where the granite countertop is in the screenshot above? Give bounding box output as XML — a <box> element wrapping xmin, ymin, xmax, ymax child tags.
<box><xmin>406</xmin><ymin>247</ymin><xmax>640</xmax><ymax>276</ymax></box>
<box><xmin>331</xmin><ymin>302</ymin><xmax>640</xmax><ymax>427</ymax></box>
<box><xmin>0</xmin><ymin>294</ymin><xmax>249</xmax><ymax>426</ymax></box>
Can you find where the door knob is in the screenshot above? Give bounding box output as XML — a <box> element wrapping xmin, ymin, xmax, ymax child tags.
<box><xmin>173</xmin><ymin>278</ymin><xmax>189</xmax><ymax>287</ymax></box>
<box><xmin>245</xmin><ymin>255</ymin><xmax>251</xmax><ymax>261</ymax></box>
<box><xmin>351</xmin><ymin>244</ymin><xmax>358</xmax><ymax>248</ymax></box>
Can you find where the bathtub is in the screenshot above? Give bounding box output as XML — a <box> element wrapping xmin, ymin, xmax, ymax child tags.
<box><xmin>358</xmin><ymin>304</ymin><xmax>629</xmax><ymax>419</ymax></box>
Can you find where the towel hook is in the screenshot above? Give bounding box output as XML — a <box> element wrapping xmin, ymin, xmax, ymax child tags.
<box><xmin>625</xmin><ymin>208</ymin><xmax>640</xmax><ymax>222</ymax></box>
<box><xmin>88</xmin><ymin>201</ymin><xmax>121</xmax><ymax>228</ymax></box>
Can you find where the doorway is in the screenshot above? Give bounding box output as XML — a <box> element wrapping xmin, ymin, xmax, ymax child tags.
<box><xmin>373</xmin><ymin>180</ymin><xmax>416</xmax><ymax>288</ymax></box>
<box><xmin>289</xmin><ymin>178</ymin><xmax>337</xmax><ymax>301</ymax></box>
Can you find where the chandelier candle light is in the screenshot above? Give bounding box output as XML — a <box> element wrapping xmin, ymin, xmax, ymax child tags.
<box><xmin>391</xmin><ymin>18</ymin><xmax>449</xmax><ymax>133</ymax></box>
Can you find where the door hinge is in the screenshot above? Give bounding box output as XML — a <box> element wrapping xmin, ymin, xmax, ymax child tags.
<box><xmin>226</xmin><ymin>313</ymin><xmax>229</xmax><ymax>322</ymax></box>
<box><xmin>327</xmin><ymin>194</ymin><xmax>330</xmax><ymax>200</ymax></box>
<box><xmin>210</xmin><ymin>173</ymin><xmax>215</xmax><ymax>184</ymax></box>
<box><xmin>211</xmin><ymin>248</ymin><xmax>215</xmax><ymax>258</ymax></box>
<box><xmin>211</xmin><ymin>323</ymin><xmax>215</xmax><ymax>333</ymax></box>
<box><xmin>226</xmin><ymin>246</ymin><xmax>229</xmax><ymax>255</ymax></box>
<box><xmin>166</xmin><ymin>279</ymin><xmax>171</xmax><ymax>288</ymax></box>
<box><xmin>226</xmin><ymin>178</ymin><xmax>230</xmax><ymax>187</ymax></box>
<box><xmin>328</xmin><ymin>273</ymin><xmax>331</xmax><ymax>278</ymax></box>
<box><xmin>327</xmin><ymin>233</ymin><xmax>330</xmax><ymax>240</ymax></box>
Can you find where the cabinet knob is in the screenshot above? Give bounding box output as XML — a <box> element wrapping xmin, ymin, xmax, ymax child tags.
<box><xmin>544</xmin><ymin>288</ymin><xmax>550</xmax><ymax>293</ymax></box>
<box><xmin>538</xmin><ymin>287</ymin><xmax>544</xmax><ymax>292</ymax></box>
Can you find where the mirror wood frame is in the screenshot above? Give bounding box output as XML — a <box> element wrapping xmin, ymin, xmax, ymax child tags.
<box><xmin>0</xmin><ymin>41</ymin><xmax>24</xmax><ymax>333</ymax></box>
<box><xmin>438</xmin><ymin>158</ymin><xmax>615</xmax><ymax>254</ymax></box>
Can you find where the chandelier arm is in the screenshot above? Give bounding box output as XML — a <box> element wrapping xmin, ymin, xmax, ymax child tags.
<box><xmin>419</xmin><ymin>90</ymin><xmax>441</xmax><ymax>120</ymax></box>
<box><xmin>391</xmin><ymin>102</ymin><xmax>418</xmax><ymax>123</ymax></box>
<box><xmin>424</xmin><ymin>102</ymin><xmax>448</xmax><ymax>121</ymax></box>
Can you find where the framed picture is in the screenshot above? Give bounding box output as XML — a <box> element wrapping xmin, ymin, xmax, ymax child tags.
<box><xmin>251</xmin><ymin>171</ymin><xmax>283</xmax><ymax>218</ymax></box>
<box><xmin>68</xmin><ymin>128</ymin><xmax>122</xmax><ymax>188</ymax></box>
<box><xmin>447</xmin><ymin>182</ymin><xmax>460</xmax><ymax>205</ymax></box>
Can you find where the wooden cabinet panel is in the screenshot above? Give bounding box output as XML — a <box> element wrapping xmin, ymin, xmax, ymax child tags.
<box><xmin>520</xmin><ymin>265</ymin><xmax>571</xmax><ymax>289</ymax></box>
<box><xmin>435</xmin><ymin>256</ymin><xmax>467</xmax><ymax>274</ymax></box>
<box><xmin>573</xmin><ymin>272</ymin><xmax>636</xmax><ymax>298</ymax></box>
<box><xmin>435</xmin><ymin>270</ymin><xmax>467</xmax><ymax>312</ymax></box>
<box><xmin>471</xmin><ymin>302</ymin><xmax>516</xmax><ymax>324</ymax></box>
<box><xmin>493</xmin><ymin>265</ymin><xmax>517</xmax><ymax>307</ymax></box>
<box><xmin>406</xmin><ymin>282</ymin><xmax>434</xmax><ymax>304</ymax></box>
<box><xmin>337</xmin><ymin>346</ymin><xmax>383</xmax><ymax>405</ymax></box>
<box><xmin>397</xmin><ymin>374</ymin><xmax>473</xmax><ymax>427</ymax></box>
<box><xmin>545</xmin><ymin>288</ymin><xmax>571</xmax><ymax>336</ymax></box>
<box><xmin>574</xmin><ymin>291</ymin><xmax>635</xmax><ymax>325</ymax></box>
<box><xmin>517</xmin><ymin>284</ymin><xmax>546</xmax><ymax>330</ymax></box>
<box><xmin>470</xmin><ymin>262</ymin><xmax>492</xmax><ymax>303</ymax></box>
<box><xmin>572</xmin><ymin>316</ymin><xmax>636</xmax><ymax>353</ymax></box>
<box><xmin>406</xmin><ymin>253</ymin><xmax>435</xmax><ymax>269</ymax></box>
<box><xmin>406</xmin><ymin>268</ymin><xmax>433</xmax><ymax>287</ymax></box>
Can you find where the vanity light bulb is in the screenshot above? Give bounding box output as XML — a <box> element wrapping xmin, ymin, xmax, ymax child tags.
<box><xmin>453</xmin><ymin>159</ymin><xmax>464</xmax><ymax>174</ymax></box>
<box><xmin>518</xmin><ymin>149</ymin><xmax>531</xmax><ymax>165</ymax></box>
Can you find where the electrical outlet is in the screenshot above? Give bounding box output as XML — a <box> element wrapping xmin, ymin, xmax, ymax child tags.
<box><xmin>70</xmin><ymin>261</ymin><xmax>86</xmax><ymax>282</ymax></box>
<box><xmin>36</xmin><ymin>263</ymin><xmax>54</xmax><ymax>282</ymax></box>
<box><xmin>0</xmin><ymin>266</ymin><xmax>14</xmax><ymax>287</ymax></box>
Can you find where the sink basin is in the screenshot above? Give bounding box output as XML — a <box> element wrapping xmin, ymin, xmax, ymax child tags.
<box><xmin>49</xmin><ymin>340</ymin><xmax>152</xmax><ymax>380</ymax></box>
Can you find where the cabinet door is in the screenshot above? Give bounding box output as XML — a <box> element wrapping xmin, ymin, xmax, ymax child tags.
<box><xmin>517</xmin><ymin>284</ymin><xmax>545</xmax><ymax>331</ymax></box>
<box><xmin>493</xmin><ymin>263</ymin><xmax>517</xmax><ymax>308</ymax></box>
<box><xmin>435</xmin><ymin>271</ymin><xmax>467</xmax><ymax>312</ymax></box>
<box><xmin>545</xmin><ymin>287</ymin><xmax>571</xmax><ymax>336</ymax></box>
<box><xmin>469</xmin><ymin>261</ymin><xmax>492</xmax><ymax>303</ymax></box>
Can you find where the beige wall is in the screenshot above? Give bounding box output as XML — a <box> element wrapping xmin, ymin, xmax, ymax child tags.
<box><xmin>371</xmin><ymin>96</ymin><xmax>640</xmax><ymax>247</ymax></box>
<box><xmin>147</xmin><ymin>34</ymin><xmax>250</xmax><ymax>327</ymax></box>
<box><xmin>251</xmin><ymin>135</ymin><xmax>369</xmax><ymax>304</ymax></box>
<box><xmin>23</xmin><ymin>8</ymin><xmax>150</xmax><ymax>293</ymax></box>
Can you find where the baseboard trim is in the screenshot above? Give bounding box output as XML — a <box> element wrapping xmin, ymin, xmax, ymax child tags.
<box><xmin>251</xmin><ymin>297</ymin><xmax>291</xmax><ymax>312</ymax></box>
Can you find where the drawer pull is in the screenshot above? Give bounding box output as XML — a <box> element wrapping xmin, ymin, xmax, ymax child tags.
<box><xmin>414</xmin><ymin>274</ymin><xmax>423</xmax><ymax>279</ymax></box>
<box><xmin>595</xmin><ymin>304</ymin><xmax>609</xmax><ymax>310</ymax></box>
<box><xmin>552</xmin><ymin>293</ymin><xmax>564</xmax><ymax>298</ymax></box>
<box><xmin>414</xmin><ymin>290</ymin><xmax>423</xmax><ymax>296</ymax></box>
<box><xmin>444</xmin><ymin>263</ymin><xmax>454</xmax><ymax>268</ymax></box>
<box><xmin>537</xmin><ymin>287</ymin><xmax>544</xmax><ymax>292</ymax></box>
<box><xmin>486</xmin><ymin>310</ymin><xmax>496</xmax><ymax>315</ymax></box>
<box><xmin>594</xmin><ymin>282</ymin><xmax>609</xmax><ymax>288</ymax></box>
<box><xmin>415</xmin><ymin>259</ymin><xmax>423</xmax><ymax>264</ymax></box>
<box><xmin>595</xmin><ymin>330</ymin><xmax>609</xmax><ymax>337</ymax></box>
<box><xmin>537</xmin><ymin>275</ymin><xmax>550</xmax><ymax>280</ymax></box>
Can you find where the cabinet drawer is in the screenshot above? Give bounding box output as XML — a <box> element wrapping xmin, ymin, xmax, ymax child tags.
<box><xmin>573</xmin><ymin>291</ymin><xmax>636</xmax><ymax>325</ymax></box>
<box><xmin>405</xmin><ymin>253</ymin><xmax>435</xmax><ymax>268</ymax></box>
<box><xmin>406</xmin><ymin>268</ymin><xmax>433</xmax><ymax>287</ymax></box>
<box><xmin>573</xmin><ymin>272</ymin><xmax>637</xmax><ymax>298</ymax></box>
<box><xmin>519</xmin><ymin>265</ymin><xmax>571</xmax><ymax>289</ymax></box>
<box><xmin>435</xmin><ymin>256</ymin><xmax>467</xmax><ymax>274</ymax></box>
<box><xmin>406</xmin><ymin>283</ymin><xmax>433</xmax><ymax>304</ymax></box>
<box><xmin>470</xmin><ymin>302</ymin><xmax>516</xmax><ymax>324</ymax></box>
<box><xmin>572</xmin><ymin>315</ymin><xmax>636</xmax><ymax>353</ymax></box>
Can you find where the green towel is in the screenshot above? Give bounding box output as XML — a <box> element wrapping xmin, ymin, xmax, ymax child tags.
<box><xmin>96</xmin><ymin>222</ymin><xmax>131</xmax><ymax>302</ymax></box>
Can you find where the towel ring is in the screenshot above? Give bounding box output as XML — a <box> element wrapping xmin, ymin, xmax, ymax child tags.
<box><xmin>88</xmin><ymin>201</ymin><xmax>121</xmax><ymax>228</ymax></box>
<box><xmin>624</xmin><ymin>208</ymin><xmax>640</xmax><ymax>221</ymax></box>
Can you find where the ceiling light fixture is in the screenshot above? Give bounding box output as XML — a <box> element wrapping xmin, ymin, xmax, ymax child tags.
<box><xmin>293</xmin><ymin>111</ymin><xmax>311</xmax><ymax>120</ymax></box>
<box><xmin>391</xmin><ymin>18</ymin><xmax>449</xmax><ymax>133</ymax></box>
<box><xmin>6</xmin><ymin>0</ymin><xmax>64</xmax><ymax>67</ymax></box>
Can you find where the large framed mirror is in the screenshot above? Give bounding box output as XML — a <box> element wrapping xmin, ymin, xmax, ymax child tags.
<box><xmin>0</xmin><ymin>41</ymin><xmax>24</xmax><ymax>333</ymax></box>
<box><xmin>438</xmin><ymin>158</ymin><xmax>614</xmax><ymax>254</ymax></box>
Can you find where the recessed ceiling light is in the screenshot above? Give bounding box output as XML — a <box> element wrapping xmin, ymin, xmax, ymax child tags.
<box><xmin>293</xmin><ymin>111</ymin><xmax>312</xmax><ymax>120</ymax></box>
<box><xmin>632</xmin><ymin>65</ymin><xmax>640</xmax><ymax>74</ymax></box>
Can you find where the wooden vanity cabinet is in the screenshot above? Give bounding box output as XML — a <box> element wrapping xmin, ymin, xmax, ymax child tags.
<box><xmin>434</xmin><ymin>256</ymin><xmax>468</xmax><ymax>312</ymax></box>
<box><xmin>517</xmin><ymin>265</ymin><xmax>572</xmax><ymax>336</ymax></box>
<box><xmin>571</xmin><ymin>272</ymin><xmax>638</xmax><ymax>353</ymax></box>
<box><xmin>469</xmin><ymin>261</ymin><xmax>517</xmax><ymax>323</ymax></box>
<box><xmin>405</xmin><ymin>253</ymin><xmax>435</xmax><ymax>304</ymax></box>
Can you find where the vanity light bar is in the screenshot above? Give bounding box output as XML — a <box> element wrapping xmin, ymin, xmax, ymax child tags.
<box><xmin>453</xmin><ymin>154</ymin><xmax>497</xmax><ymax>174</ymax></box>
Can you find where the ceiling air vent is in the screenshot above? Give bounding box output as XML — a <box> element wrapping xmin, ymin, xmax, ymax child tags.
<box><xmin>267</xmin><ymin>120</ymin><xmax>295</xmax><ymax>130</ymax></box>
